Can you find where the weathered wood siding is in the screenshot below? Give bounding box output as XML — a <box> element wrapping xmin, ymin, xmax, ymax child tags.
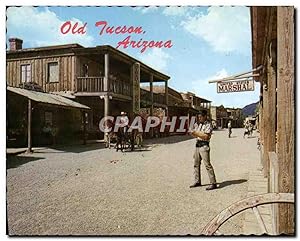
<box><xmin>6</xmin><ymin>55</ymin><xmax>75</xmax><ymax>92</ymax></box>
<box><xmin>277</xmin><ymin>6</ymin><xmax>294</xmax><ymax>234</ymax></box>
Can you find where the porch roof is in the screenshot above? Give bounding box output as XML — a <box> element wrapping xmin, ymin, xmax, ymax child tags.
<box><xmin>73</xmin><ymin>45</ymin><xmax>170</xmax><ymax>81</ymax></box>
<box><xmin>7</xmin><ymin>86</ymin><xmax>90</xmax><ymax>110</ymax></box>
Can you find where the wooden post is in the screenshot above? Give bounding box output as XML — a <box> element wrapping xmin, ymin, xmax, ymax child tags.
<box><xmin>165</xmin><ymin>80</ymin><xmax>168</xmax><ymax>106</ymax></box>
<box><xmin>266</xmin><ymin>42</ymin><xmax>277</xmax><ymax>187</ymax></box>
<box><xmin>83</xmin><ymin>111</ymin><xmax>87</xmax><ymax>145</ymax></box>
<box><xmin>277</xmin><ymin>6</ymin><xmax>294</xmax><ymax>234</ymax></box>
<box><xmin>104</xmin><ymin>53</ymin><xmax>110</xmax><ymax>142</ymax></box>
<box><xmin>131</xmin><ymin>63</ymin><xmax>140</xmax><ymax>114</ymax></box>
<box><xmin>150</xmin><ymin>74</ymin><xmax>154</xmax><ymax>138</ymax></box>
<box><xmin>26</xmin><ymin>99</ymin><xmax>32</xmax><ymax>153</ymax></box>
<box><xmin>165</xmin><ymin>80</ymin><xmax>169</xmax><ymax>117</ymax></box>
<box><xmin>262</xmin><ymin>72</ymin><xmax>269</xmax><ymax>178</ymax></box>
<box><xmin>104</xmin><ymin>53</ymin><xmax>109</xmax><ymax>92</ymax></box>
<box><xmin>269</xmin><ymin>151</ymin><xmax>279</xmax><ymax>235</ymax></box>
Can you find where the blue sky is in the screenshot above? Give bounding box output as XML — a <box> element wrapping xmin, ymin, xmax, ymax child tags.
<box><xmin>6</xmin><ymin>6</ymin><xmax>260</xmax><ymax>108</ymax></box>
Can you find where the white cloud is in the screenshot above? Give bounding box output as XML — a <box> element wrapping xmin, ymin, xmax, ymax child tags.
<box><xmin>191</xmin><ymin>69</ymin><xmax>260</xmax><ymax>108</ymax></box>
<box><xmin>132</xmin><ymin>6</ymin><xmax>159</xmax><ymax>14</ymax></box>
<box><xmin>6</xmin><ymin>7</ymin><xmax>94</xmax><ymax>48</ymax></box>
<box><xmin>181</xmin><ymin>6</ymin><xmax>251</xmax><ymax>55</ymax></box>
<box><xmin>139</xmin><ymin>48</ymin><xmax>171</xmax><ymax>72</ymax></box>
<box><xmin>162</xmin><ymin>6</ymin><xmax>188</xmax><ymax>16</ymax></box>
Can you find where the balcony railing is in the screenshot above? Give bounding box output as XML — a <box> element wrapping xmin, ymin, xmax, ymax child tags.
<box><xmin>109</xmin><ymin>78</ymin><xmax>131</xmax><ymax>96</ymax></box>
<box><xmin>76</xmin><ymin>77</ymin><xmax>132</xmax><ymax>96</ymax></box>
<box><xmin>76</xmin><ymin>77</ymin><xmax>105</xmax><ymax>92</ymax></box>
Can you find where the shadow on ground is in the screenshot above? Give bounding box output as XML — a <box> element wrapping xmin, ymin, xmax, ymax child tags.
<box><xmin>122</xmin><ymin>147</ymin><xmax>152</xmax><ymax>152</ymax></box>
<box><xmin>8</xmin><ymin>135</ymin><xmax>197</xmax><ymax>155</ymax></box>
<box><xmin>34</xmin><ymin>142</ymin><xmax>107</xmax><ymax>154</ymax></box>
<box><xmin>144</xmin><ymin>135</ymin><xmax>194</xmax><ymax>145</ymax></box>
<box><xmin>217</xmin><ymin>179</ymin><xmax>248</xmax><ymax>189</ymax></box>
<box><xmin>7</xmin><ymin>155</ymin><xmax>45</xmax><ymax>169</ymax></box>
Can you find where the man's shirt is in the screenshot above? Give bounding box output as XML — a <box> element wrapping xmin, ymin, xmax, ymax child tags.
<box><xmin>193</xmin><ymin>121</ymin><xmax>213</xmax><ymax>142</ymax></box>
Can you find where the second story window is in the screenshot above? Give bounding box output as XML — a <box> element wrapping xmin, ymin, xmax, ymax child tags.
<box><xmin>21</xmin><ymin>64</ymin><xmax>31</xmax><ymax>82</ymax></box>
<box><xmin>47</xmin><ymin>62</ymin><xmax>59</xmax><ymax>83</ymax></box>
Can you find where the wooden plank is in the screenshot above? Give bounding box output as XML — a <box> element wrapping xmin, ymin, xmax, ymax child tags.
<box><xmin>14</xmin><ymin>61</ymin><xmax>17</xmax><ymax>86</ymax></box>
<box><xmin>263</xmin><ymin>8</ymin><xmax>277</xmax><ymax>183</ymax></box>
<box><xmin>262</xmin><ymin>73</ymin><xmax>269</xmax><ymax>178</ymax></box>
<box><xmin>43</xmin><ymin>59</ymin><xmax>47</xmax><ymax>91</ymax></box>
<box><xmin>62</xmin><ymin>57</ymin><xmax>66</xmax><ymax>91</ymax></box>
<box><xmin>7</xmin><ymin>53</ymin><xmax>75</xmax><ymax>61</ymax></box>
<box><xmin>269</xmin><ymin>152</ymin><xmax>279</xmax><ymax>235</ymax></box>
<box><xmin>68</xmin><ymin>56</ymin><xmax>71</xmax><ymax>91</ymax></box>
<box><xmin>11</xmin><ymin>62</ymin><xmax>14</xmax><ymax>86</ymax></box>
<box><xmin>34</xmin><ymin>59</ymin><xmax>37</xmax><ymax>83</ymax></box>
<box><xmin>16</xmin><ymin>60</ymin><xmax>20</xmax><ymax>86</ymax></box>
<box><xmin>7</xmin><ymin>62</ymin><xmax>12</xmax><ymax>86</ymax></box>
<box><xmin>208</xmin><ymin>66</ymin><xmax>262</xmax><ymax>83</ymax></box>
<box><xmin>277</xmin><ymin>6</ymin><xmax>295</xmax><ymax>235</ymax></box>
<box><xmin>71</xmin><ymin>56</ymin><xmax>75</xmax><ymax>91</ymax></box>
<box><xmin>38</xmin><ymin>59</ymin><xmax>43</xmax><ymax>90</ymax></box>
<box><xmin>26</xmin><ymin>99</ymin><xmax>32</xmax><ymax>153</ymax></box>
<box><xmin>252</xmin><ymin>206</ymin><xmax>268</xmax><ymax>234</ymax></box>
<box><xmin>165</xmin><ymin>80</ymin><xmax>168</xmax><ymax>115</ymax></box>
<box><xmin>104</xmin><ymin>53</ymin><xmax>109</xmax><ymax>91</ymax></box>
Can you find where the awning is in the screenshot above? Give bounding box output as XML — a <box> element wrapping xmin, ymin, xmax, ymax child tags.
<box><xmin>7</xmin><ymin>86</ymin><xmax>90</xmax><ymax>110</ymax></box>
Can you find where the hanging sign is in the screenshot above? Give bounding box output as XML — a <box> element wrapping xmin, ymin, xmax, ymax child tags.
<box><xmin>217</xmin><ymin>80</ymin><xmax>255</xmax><ymax>93</ymax></box>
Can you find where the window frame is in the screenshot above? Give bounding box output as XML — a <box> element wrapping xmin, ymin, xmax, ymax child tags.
<box><xmin>47</xmin><ymin>61</ymin><xmax>60</xmax><ymax>83</ymax></box>
<box><xmin>20</xmin><ymin>63</ymin><xmax>32</xmax><ymax>83</ymax></box>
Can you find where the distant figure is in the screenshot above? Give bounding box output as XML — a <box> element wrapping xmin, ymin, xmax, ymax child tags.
<box><xmin>243</xmin><ymin>121</ymin><xmax>253</xmax><ymax>138</ymax></box>
<box><xmin>227</xmin><ymin>120</ymin><xmax>232</xmax><ymax>138</ymax></box>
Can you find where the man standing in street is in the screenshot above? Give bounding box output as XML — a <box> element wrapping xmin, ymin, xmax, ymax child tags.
<box><xmin>228</xmin><ymin>120</ymin><xmax>232</xmax><ymax>138</ymax></box>
<box><xmin>189</xmin><ymin>110</ymin><xmax>217</xmax><ymax>190</ymax></box>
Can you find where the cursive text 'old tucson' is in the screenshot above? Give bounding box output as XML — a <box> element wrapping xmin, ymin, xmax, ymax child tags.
<box><xmin>60</xmin><ymin>20</ymin><xmax>173</xmax><ymax>53</ymax></box>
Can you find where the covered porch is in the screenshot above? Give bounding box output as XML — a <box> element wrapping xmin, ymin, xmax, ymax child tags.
<box><xmin>7</xmin><ymin>86</ymin><xmax>90</xmax><ymax>153</ymax></box>
<box><xmin>72</xmin><ymin>45</ymin><xmax>170</xmax><ymax>138</ymax></box>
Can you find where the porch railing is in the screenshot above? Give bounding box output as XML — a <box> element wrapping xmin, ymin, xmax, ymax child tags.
<box><xmin>76</xmin><ymin>77</ymin><xmax>132</xmax><ymax>96</ymax></box>
<box><xmin>76</xmin><ymin>77</ymin><xmax>105</xmax><ymax>93</ymax></box>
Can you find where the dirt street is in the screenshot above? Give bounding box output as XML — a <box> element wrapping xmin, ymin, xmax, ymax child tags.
<box><xmin>7</xmin><ymin>128</ymin><xmax>260</xmax><ymax>235</ymax></box>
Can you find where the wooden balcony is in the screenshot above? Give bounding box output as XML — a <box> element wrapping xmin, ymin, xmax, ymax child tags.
<box><xmin>76</xmin><ymin>77</ymin><xmax>132</xmax><ymax>97</ymax></box>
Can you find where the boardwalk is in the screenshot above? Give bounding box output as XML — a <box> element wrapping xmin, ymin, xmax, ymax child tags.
<box><xmin>7</xmin><ymin>128</ymin><xmax>261</xmax><ymax>235</ymax></box>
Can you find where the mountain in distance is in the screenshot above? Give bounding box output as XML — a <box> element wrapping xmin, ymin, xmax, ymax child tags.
<box><xmin>242</xmin><ymin>101</ymin><xmax>259</xmax><ymax>117</ymax></box>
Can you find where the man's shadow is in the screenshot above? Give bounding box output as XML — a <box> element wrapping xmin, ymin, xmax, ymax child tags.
<box><xmin>217</xmin><ymin>179</ymin><xmax>248</xmax><ymax>189</ymax></box>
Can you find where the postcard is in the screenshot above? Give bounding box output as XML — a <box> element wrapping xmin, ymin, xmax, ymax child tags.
<box><xmin>5</xmin><ymin>5</ymin><xmax>295</xmax><ymax>236</ymax></box>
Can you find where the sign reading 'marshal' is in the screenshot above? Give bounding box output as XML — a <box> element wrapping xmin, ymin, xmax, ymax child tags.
<box><xmin>217</xmin><ymin>80</ymin><xmax>255</xmax><ymax>93</ymax></box>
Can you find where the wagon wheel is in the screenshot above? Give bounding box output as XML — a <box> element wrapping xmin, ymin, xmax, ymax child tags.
<box><xmin>202</xmin><ymin>193</ymin><xmax>294</xmax><ymax>235</ymax></box>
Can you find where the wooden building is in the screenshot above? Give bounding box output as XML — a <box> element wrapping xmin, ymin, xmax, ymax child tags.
<box><xmin>140</xmin><ymin>86</ymin><xmax>212</xmax><ymax>134</ymax></box>
<box><xmin>180</xmin><ymin>91</ymin><xmax>211</xmax><ymax>113</ymax></box>
<box><xmin>7</xmin><ymin>85</ymin><xmax>90</xmax><ymax>151</ymax></box>
<box><xmin>209</xmin><ymin>105</ymin><xmax>243</xmax><ymax>129</ymax></box>
<box><xmin>6</xmin><ymin>39</ymin><xmax>170</xmax><ymax>140</ymax></box>
<box><xmin>251</xmin><ymin>6</ymin><xmax>294</xmax><ymax>234</ymax></box>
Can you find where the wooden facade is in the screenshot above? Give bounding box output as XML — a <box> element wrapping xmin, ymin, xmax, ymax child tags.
<box><xmin>210</xmin><ymin>105</ymin><xmax>243</xmax><ymax>129</ymax></box>
<box><xmin>251</xmin><ymin>6</ymin><xmax>294</xmax><ymax>234</ymax></box>
<box><xmin>7</xmin><ymin>42</ymin><xmax>170</xmax><ymax>140</ymax></box>
<box><xmin>7</xmin><ymin>45</ymin><xmax>77</xmax><ymax>92</ymax></box>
